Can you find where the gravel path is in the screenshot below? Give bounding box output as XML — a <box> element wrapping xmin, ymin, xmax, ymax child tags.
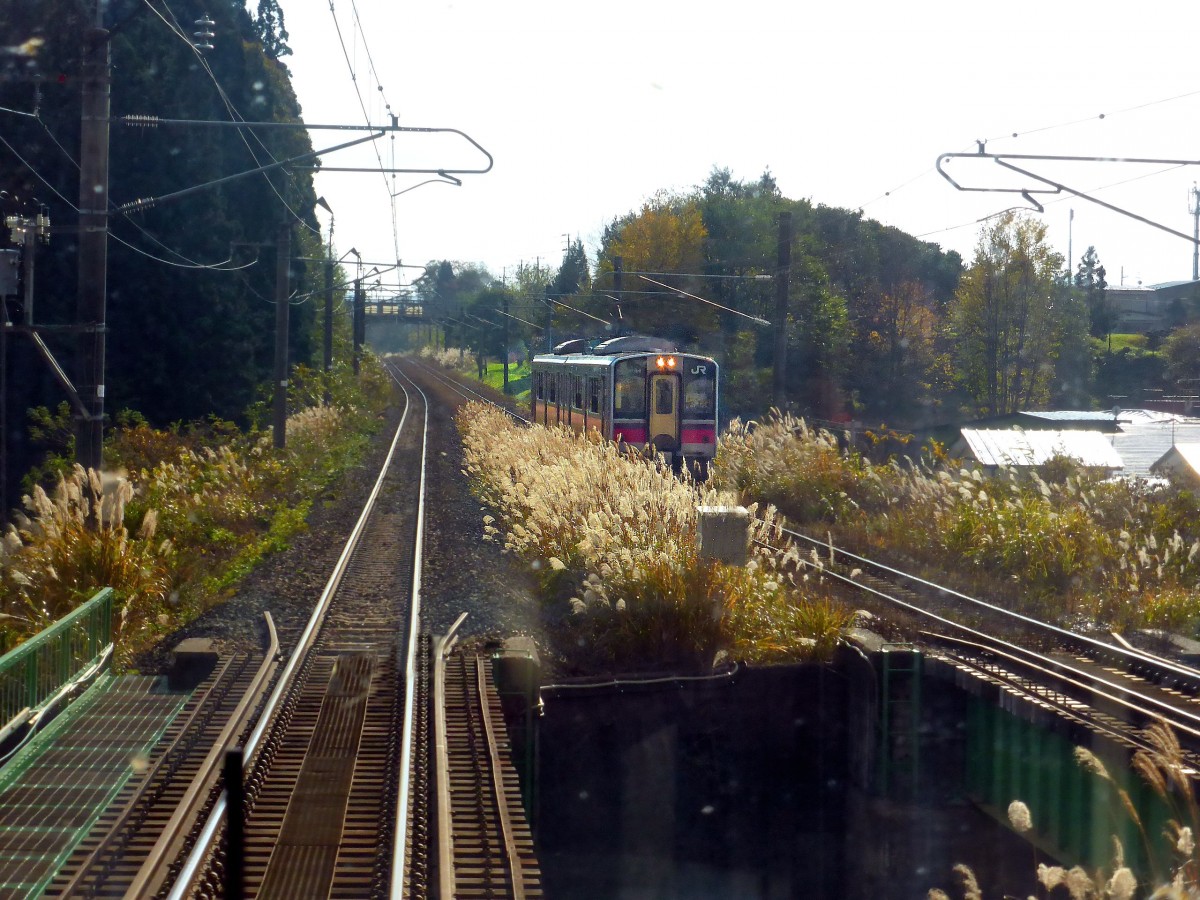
<box><xmin>133</xmin><ymin>359</ymin><xmax>561</xmax><ymax>677</ymax></box>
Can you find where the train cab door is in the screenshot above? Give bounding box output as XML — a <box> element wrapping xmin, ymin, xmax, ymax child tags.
<box><xmin>648</xmin><ymin>373</ymin><xmax>681</xmax><ymax>453</ymax></box>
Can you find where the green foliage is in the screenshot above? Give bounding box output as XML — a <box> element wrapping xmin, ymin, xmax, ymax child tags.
<box><xmin>203</xmin><ymin>500</ymin><xmax>310</xmax><ymax>595</ymax></box>
<box><xmin>22</xmin><ymin>403</ymin><xmax>76</xmax><ymax>491</ymax></box>
<box><xmin>1162</xmin><ymin>322</ymin><xmax>1200</xmax><ymax>389</ymax></box>
<box><xmin>715</xmin><ymin>412</ymin><xmax>890</xmax><ymax>523</ymax></box>
<box><xmin>2</xmin><ymin>355</ymin><xmax>393</xmax><ymax>662</ymax></box>
<box><xmin>1075</xmin><ymin>245</ymin><xmax>1112</xmax><ymax>339</ymax></box>
<box><xmin>951</xmin><ymin>212</ymin><xmax>1076</xmax><ymax>415</ymax></box>
<box><xmin>0</xmin><ymin>0</ymin><xmax>322</xmax><ymax>449</ymax></box>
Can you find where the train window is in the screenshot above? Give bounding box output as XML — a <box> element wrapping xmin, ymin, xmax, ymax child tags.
<box><xmin>535</xmin><ymin>373</ymin><xmax>544</xmax><ymax>401</ymax></box>
<box><xmin>574</xmin><ymin>377</ymin><xmax>583</xmax><ymax>410</ymax></box>
<box><xmin>614</xmin><ymin>360</ymin><xmax>645</xmax><ymax>417</ymax></box>
<box><xmin>548</xmin><ymin>375</ymin><xmax>557</xmax><ymax>403</ymax></box>
<box><xmin>655</xmin><ymin>379</ymin><xmax>674</xmax><ymax>415</ymax></box>
<box><xmin>589</xmin><ymin>378</ymin><xmax>601</xmax><ymax>414</ymax></box>
<box><xmin>683</xmin><ymin>368</ymin><xmax>716</xmax><ymax>417</ymax></box>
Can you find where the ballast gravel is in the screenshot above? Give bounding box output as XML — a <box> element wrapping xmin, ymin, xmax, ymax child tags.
<box><xmin>133</xmin><ymin>361</ymin><xmax>561</xmax><ymax>678</ymax></box>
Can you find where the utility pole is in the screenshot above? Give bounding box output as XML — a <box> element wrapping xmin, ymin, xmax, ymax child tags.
<box><xmin>323</xmin><ymin>259</ymin><xmax>333</xmax><ymax>404</ymax></box>
<box><xmin>76</xmin><ymin>10</ymin><xmax>111</xmax><ymax>471</ymax></box>
<box><xmin>353</xmin><ymin>279</ymin><xmax>364</xmax><ymax>375</ymax></box>
<box><xmin>612</xmin><ymin>255</ymin><xmax>623</xmax><ymax>313</ymax></box>
<box><xmin>272</xmin><ymin>222</ymin><xmax>290</xmax><ymax>449</ymax></box>
<box><xmin>1</xmin><ymin>253</ymin><xmax>10</xmax><ymax>520</ymax></box>
<box><xmin>772</xmin><ymin>211</ymin><xmax>792</xmax><ymax>408</ymax></box>
<box><xmin>1067</xmin><ymin>208</ymin><xmax>1074</xmax><ymax>284</ymax></box>
<box><xmin>502</xmin><ymin>293</ymin><xmax>510</xmax><ymax>394</ymax></box>
<box><xmin>1191</xmin><ymin>184</ymin><xmax>1199</xmax><ymax>282</ymax></box>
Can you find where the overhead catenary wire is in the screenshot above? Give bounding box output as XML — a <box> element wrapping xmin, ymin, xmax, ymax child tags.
<box><xmin>326</xmin><ymin>0</ymin><xmax>401</xmax><ymax>259</ymax></box>
<box><xmin>859</xmin><ymin>85</ymin><xmax>1200</xmax><ymax>231</ymax></box>
<box><xmin>142</xmin><ymin>0</ymin><xmax>321</xmax><ymax>235</ymax></box>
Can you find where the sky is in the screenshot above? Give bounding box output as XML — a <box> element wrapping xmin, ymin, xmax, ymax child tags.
<box><xmin>281</xmin><ymin>0</ymin><xmax>1200</xmax><ymax>293</ymax></box>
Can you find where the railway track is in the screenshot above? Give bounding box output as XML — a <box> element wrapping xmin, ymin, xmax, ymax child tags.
<box><xmin>155</xmin><ymin>361</ymin><xmax>429</xmax><ymax>899</ymax></box>
<box><xmin>24</xmin><ymin>358</ymin><xmax>544</xmax><ymax>899</ymax></box>
<box><xmin>763</xmin><ymin>522</ymin><xmax>1200</xmax><ymax>765</ymax></box>
<box><xmin>434</xmin><ymin>623</ymin><xmax>541</xmax><ymax>899</ymax></box>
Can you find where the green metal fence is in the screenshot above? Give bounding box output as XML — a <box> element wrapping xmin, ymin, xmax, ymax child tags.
<box><xmin>0</xmin><ymin>589</ymin><xmax>114</xmax><ymax>729</ymax></box>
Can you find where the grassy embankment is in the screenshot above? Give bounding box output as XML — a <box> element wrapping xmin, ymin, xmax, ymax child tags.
<box><xmin>418</xmin><ymin>346</ymin><xmax>531</xmax><ymax>403</ymax></box>
<box><xmin>713</xmin><ymin>411</ymin><xmax>1200</xmax><ymax>637</ymax></box>
<box><xmin>0</xmin><ymin>360</ymin><xmax>394</xmax><ymax>666</ymax></box>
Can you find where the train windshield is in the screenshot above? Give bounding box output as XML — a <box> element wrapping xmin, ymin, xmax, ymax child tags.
<box><xmin>614</xmin><ymin>360</ymin><xmax>646</xmax><ymax>417</ymax></box>
<box><xmin>683</xmin><ymin>366</ymin><xmax>716</xmax><ymax>418</ymax></box>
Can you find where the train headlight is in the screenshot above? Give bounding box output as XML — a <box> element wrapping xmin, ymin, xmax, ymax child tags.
<box><xmin>655</xmin><ymin>356</ymin><xmax>678</xmax><ymax>370</ymax></box>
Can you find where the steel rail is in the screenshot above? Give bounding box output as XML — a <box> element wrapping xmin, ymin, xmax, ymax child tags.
<box><xmin>167</xmin><ymin>389</ymin><xmax>416</xmax><ymax>900</ymax></box>
<box><xmin>433</xmin><ymin>613</ymin><xmax>469</xmax><ymax>900</ymax></box>
<box><xmin>924</xmin><ymin>630</ymin><xmax>1200</xmax><ymax>749</ymax></box>
<box><xmin>477</xmin><ymin>659</ymin><xmax>528</xmax><ymax>900</ymax></box>
<box><xmin>384</xmin><ymin>359</ymin><xmax>432</xmax><ymax>899</ymax></box>
<box><xmin>399</xmin><ymin>355</ymin><xmax>530</xmax><ymax>425</ymax></box>
<box><xmin>757</xmin><ymin>532</ymin><xmax>1200</xmax><ymax>737</ymax></box>
<box><xmin>774</xmin><ymin>522</ymin><xmax>1200</xmax><ymax>686</ymax></box>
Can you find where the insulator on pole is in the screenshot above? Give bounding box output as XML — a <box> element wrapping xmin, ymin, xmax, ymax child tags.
<box><xmin>123</xmin><ymin>114</ymin><xmax>159</xmax><ymax>127</ymax></box>
<box><xmin>193</xmin><ymin>16</ymin><xmax>215</xmax><ymax>51</ymax></box>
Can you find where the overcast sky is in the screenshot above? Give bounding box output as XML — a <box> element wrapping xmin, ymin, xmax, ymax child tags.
<box><xmin>281</xmin><ymin>0</ymin><xmax>1200</xmax><ymax>291</ymax></box>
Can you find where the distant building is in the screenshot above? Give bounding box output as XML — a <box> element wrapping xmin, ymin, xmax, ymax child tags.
<box><xmin>951</xmin><ymin>428</ymin><xmax>1123</xmax><ymax>475</ymax></box>
<box><xmin>940</xmin><ymin>408</ymin><xmax>1200</xmax><ymax>481</ymax></box>
<box><xmin>1108</xmin><ymin>280</ymin><xmax>1200</xmax><ymax>333</ymax></box>
<box><xmin>1149</xmin><ymin>443</ymin><xmax>1200</xmax><ymax>484</ymax></box>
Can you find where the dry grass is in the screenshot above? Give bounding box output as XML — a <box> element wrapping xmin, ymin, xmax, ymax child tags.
<box><xmin>2</xmin><ymin>357</ymin><xmax>392</xmax><ymax>665</ymax></box>
<box><xmin>712</xmin><ymin>412</ymin><xmax>1200</xmax><ymax>635</ymax></box>
<box><xmin>456</xmin><ymin>402</ymin><xmax>851</xmax><ymax>672</ymax></box>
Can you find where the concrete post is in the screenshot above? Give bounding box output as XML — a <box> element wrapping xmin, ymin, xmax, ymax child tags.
<box><xmin>696</xmin><ymin>505</ymin><xmax>750</xmax><ymax>566</ymax></box>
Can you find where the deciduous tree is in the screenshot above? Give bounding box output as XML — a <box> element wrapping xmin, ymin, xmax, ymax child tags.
<box><xmin>951</xmin><ymin>213</ymin><xmax>1068</xmax><ymax>415</ymax></box>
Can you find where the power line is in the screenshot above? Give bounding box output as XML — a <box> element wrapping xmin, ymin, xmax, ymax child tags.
<box><xmin>142</xmin><ymin>0</ymin><xmax>320</xmax><ymax>235</ymax></box>
<box><xmin>327</xmin><ymin>0</ymin><xmax>400</xmax><ymax>256</ymax></box>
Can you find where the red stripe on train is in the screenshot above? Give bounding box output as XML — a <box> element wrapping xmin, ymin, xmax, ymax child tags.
<box><xmin>614</xmin><ymin>426</ymin><xmax>648</xmax><ymax>444</ymax></box>
<box><xmin>681</xmin><ymin>428</ymin><xmax>715</xmax><ymax>444</ymax></box>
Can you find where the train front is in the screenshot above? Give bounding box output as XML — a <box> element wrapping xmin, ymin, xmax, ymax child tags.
<box><xmin>612</xmin><ymin>352</ymin><xmax>719</xmax><ymax>471</ymax></box>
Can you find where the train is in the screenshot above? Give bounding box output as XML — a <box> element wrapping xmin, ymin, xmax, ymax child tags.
<box><xmin>529</xmin><ymin>335</ymin><xmax>719</xmax><ymax>469</ymax></box>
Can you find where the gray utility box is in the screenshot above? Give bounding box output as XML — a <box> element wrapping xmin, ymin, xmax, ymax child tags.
<box><xmin>696</xmin><ymin>505</ymin><xmax>750</xmax><ymax>566</ymax></box>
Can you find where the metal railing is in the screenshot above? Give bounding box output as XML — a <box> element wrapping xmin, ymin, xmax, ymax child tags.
<box><xmin>0</xmin><ymin>588</ymin><xmax>114</xmax><ymax>729</ymax></box>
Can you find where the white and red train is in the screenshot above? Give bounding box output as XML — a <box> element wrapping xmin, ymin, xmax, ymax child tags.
<box><xmin>529</xmin><ymin>335</ymin><xmax>719</xmax><ymax>468</ymax></box>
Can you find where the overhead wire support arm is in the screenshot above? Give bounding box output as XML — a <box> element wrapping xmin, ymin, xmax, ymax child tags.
<box><xmin>111</xmin><ymin>130</ymin><xmax>386</xmax><ymax>214</ymax></box>
<box><xmin>935</xmin><ymin>150</ymin><xmax>1200</xmax><ymax>247</ymax></box>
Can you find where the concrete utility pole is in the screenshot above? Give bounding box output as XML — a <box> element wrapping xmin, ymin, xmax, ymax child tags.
<box><xmin>612</xmin><ymin>256</ymin><xmax>623</xmax><ymax>332</ymax></box>
<box><xmin>1192</xmin><ymin>184</ymin><xmax>1199</xmax><ymax>282</ymax></box>
<box><xmin>502</xmin><ymin>293</ymin><xmax>510</xmax><ymax>393</ymax></box>
<box><xmin>323</xmin><ymin>259</ymin><xmax>333</xmax><ymax>404</ymax></box>
<box><xmin>353</xmin><ymin>280</ymin><xmax>364</xmax><ymax>375</ymax></box>
<box><xmin>272</xmin><ymin>222</ymin><xmax>290</xmax><ymax>449</ymax></box>
<box><xmin>772</xmin><ymin>211</ymin><xmax>792</xmax><ymax>408</ymax></box>
<box><xmin>76</xmin><ymin>11</ymin><xmax>111</xmax><ymax>471</ymax></box>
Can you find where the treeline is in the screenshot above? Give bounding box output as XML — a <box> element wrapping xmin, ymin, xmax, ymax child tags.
<box><xmin>1</xmin><ymin>0</ymin><xmax>330</xmax><ymax>495</ymax></box>
<box><xmin>419</xmin><ymin>169</ymin><xmax>1200</xmax><ymax>429</ymax></box>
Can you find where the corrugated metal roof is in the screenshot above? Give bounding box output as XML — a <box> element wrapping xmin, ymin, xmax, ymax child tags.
<box><xmin>1021</xmin><ymin>410</ymin><xmax>1119</xmax><ymax>422</ymax></box>
<box><xmin>959</xmin><ymin>429</ymin><xmax>1123</xmax><ymax>469</ymax></box>
<box><xmin>1115</xmin><ymin>422</ymin><xmax>1200</xmax><ymax>479</ymax></box>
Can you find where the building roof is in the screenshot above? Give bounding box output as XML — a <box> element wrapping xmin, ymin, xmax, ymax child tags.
<box><xmin>1114</xmin><ymin>419</ymin><xmax>1200</xmax><ymax>480</ymax></box>
<box><xmin>957</xmin><ymin>429</ymin><xmax>1124</xmax><ymax>469</ymax></box>
<box><xmin>1150</xmin><ymin>443</ymin><xmax>1200</xmax><ymax>479</ymax></box>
